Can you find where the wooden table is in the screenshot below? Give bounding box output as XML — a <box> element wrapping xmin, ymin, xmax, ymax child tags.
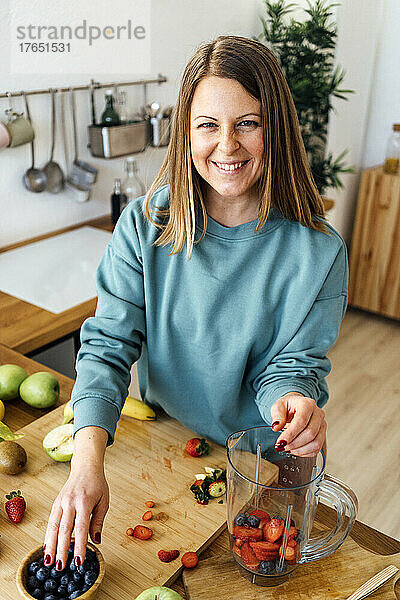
<box><xmin>0</xmin><ymin>215</ymin><xmax>113</xmax><ymax>355</ymax></box>
<box><xmin>2</xmin><ymin>348</ymin><xmax>400</xmax><ymax>599</ymax></box>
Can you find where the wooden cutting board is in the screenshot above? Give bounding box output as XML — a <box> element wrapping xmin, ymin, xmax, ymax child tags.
<box><xmin>0</xmin><ymin>404</ymin><xmax>233</xmax><ymax>599</ymax></box>
<box><xmin>182</xmin><ymin>535</ymin><xmax>400</xmax><ymax>600</ymax></box>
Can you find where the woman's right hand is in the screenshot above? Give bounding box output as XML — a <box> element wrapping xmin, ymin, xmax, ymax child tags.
<box><xmin>43</xmin><ymin>425</ymin><xmax>110</xmax><ymax>571</ymax></box>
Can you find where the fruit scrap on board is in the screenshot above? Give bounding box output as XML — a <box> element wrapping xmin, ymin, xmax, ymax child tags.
<box><xmin>142</xmin><ymin>510</ymin><xmax>153</xmax><ymax>521</ymax></box>
<box><xmin>5</xmin><ymin>489</ymin><xmax>26</xmax><ymax>523</ymax></box>
<box><xmin>190</xmin><ymin>467</ymin><xmax>226</xmax><ymax>505</ymax></box>
<box><xmin>132</xmin><ymin>525</ymin><xmax>153</xmax><ymax>540</ymax></box>
<box><xmin>181</xmin><ymin>551</ymin><xmax>199</xmax><ymax>568</ymax></box>
<box><xmin>185</xmin><ymin>437</ymin><xmax>210</xmax><ymax>457</ymax></box>
<box><xmin>158</xmin><ymin>549</ymin><xmax>180</xmax><ymax>562</ymax></box>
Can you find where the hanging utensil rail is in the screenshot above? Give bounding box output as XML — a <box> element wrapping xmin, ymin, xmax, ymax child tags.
<box><xmin>0</xmin><ymin>74</ymin><xmax>167</xmax><ymax>98</ymax></box>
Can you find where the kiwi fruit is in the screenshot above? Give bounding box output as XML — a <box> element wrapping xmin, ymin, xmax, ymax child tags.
<box><xmin>0</xmin><ymin>440</ymin><xmax>27</xmax><ymax>474</ymax></box>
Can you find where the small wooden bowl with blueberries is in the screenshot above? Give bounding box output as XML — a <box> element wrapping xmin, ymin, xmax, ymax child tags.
<box><xmin>16</xmin><ymin>539</ymin><xmax>105</xmax><ymax>600</ymax></box>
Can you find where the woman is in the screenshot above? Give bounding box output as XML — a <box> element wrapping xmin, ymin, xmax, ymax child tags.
<box><xmin>43</xmin><ymin>35</ymin><xmax>348</xmax><ymax>571</ymax></box>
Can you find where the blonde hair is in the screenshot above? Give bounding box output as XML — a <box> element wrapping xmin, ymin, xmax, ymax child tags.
<box><xmin>144</xmin><ymin>34</ymin><xmax>328</xmax><ymax>259</ymax></box>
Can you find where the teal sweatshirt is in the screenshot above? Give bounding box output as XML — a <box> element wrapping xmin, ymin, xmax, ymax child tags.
<box><xmin>71</xmin><ymin>183</ymin><xmax>348</xmax><ymax>447</ymax></box>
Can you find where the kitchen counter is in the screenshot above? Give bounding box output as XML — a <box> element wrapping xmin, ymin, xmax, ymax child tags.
<box><xmin>0</xmin><ymin>215</ymin><xmax>113</xmax><ymax>355</ymax></box>
<box><xmin>1</xmin><ymin>350</ymin><xmax>400</xmax><ymax>599</ymax></box>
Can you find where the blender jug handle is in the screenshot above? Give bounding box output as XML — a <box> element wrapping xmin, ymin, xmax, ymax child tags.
<box><xmin>299</xmin><ymin>473</ymin><xmax>358</xmax><ymax>564</ymax></box>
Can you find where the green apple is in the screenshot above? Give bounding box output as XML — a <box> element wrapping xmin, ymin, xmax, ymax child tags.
<box><xmin>19</xmin><ymin>371</ymin><xmax>60</xmax><ymax>408</ymax></box>
<box><xmin>43</xmin><ymin>424</ymin><xmax>74</xmax><ymax>461</ymax></box>
<box><xmin>0</xmin><ymin>364</ymin><xmax>28</xmax><ymax>401</ymax></box>
<box><xmin>135</xmin><ymin>588</ymin><xmax>184</xmax><ymax>600</ymax></box>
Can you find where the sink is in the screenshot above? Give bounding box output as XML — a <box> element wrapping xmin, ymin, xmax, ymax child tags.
<box><xmin>0</xmin><ymin>226</ymin><xmax>112</xmax><ymax>314</ymax></box>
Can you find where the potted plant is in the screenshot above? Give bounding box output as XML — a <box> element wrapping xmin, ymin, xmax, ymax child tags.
<box><xmin>255</xmin><ymin>0</ymin><xmax>354</xmax><ymax>202</ymax></box>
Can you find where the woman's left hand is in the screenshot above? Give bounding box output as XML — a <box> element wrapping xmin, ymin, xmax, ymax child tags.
<box><xmin>270</xmin><ymin>392</ymin><xmax>327</xmax><ymax>457</ymax></box>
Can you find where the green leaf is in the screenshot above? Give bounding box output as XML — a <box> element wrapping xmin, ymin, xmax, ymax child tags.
<box><xmin>0</xmin><ymin>421</ymin><xmax>25</xmax><ymax>441</ymax></box>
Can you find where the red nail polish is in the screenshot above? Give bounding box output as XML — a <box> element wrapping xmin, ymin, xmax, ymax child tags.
<box><xmin>56</xmin><ymin>559</ymin><xmax>62</xmax><ymax>571</ymax></box>
<box><xmin>43</xmin><ymin>543</ymin><xmax>46</xmax><ymax>552</ymax></box>
<box><xmin>44</xmin><ymin>554</ymin><xmax>51</xmax><ymax>565</ymax></box>
<box><xmin>74</xmin><ymin>555</ymin><xmax>81</xmax><ymax>567</ymax></box>
<box><xmin>275</xmin><ymin>440</ymin><xmax>287</xmax><ymax>450</ymax></box>
<box><xmin>272</xmin><ymin>421</ymin><xmax>280</xmax><ymax>428</ymax></box>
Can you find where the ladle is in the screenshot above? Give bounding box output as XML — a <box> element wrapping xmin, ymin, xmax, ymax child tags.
<box><xmin>22</xmin><ymin>91</ymin><xmax>47</xmax><ymax>193</ymax></box>
<box><xmin>43</xmin><ymin>88</ymin><xmax>65</xmax><ymax>193</ymax></box>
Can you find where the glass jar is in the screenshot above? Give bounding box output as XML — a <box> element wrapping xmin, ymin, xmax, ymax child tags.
<box><xmin>384</xmin><ymin>123</ymin><xmax>400</xmax><ymax>174</ymax></box>
<box><xmin>121</xmin><ymin>157</ymin><xmax>145</xmax><ymax>202</ymax></box>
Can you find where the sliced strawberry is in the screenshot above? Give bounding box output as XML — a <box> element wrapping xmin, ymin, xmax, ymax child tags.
<box><xmin>250</xmin><ymin>541</ymin><xmax>280</xmax><ymax>560</ymax></box>
<box><xmin>258</xmin><ymin>518</ymin><xmax>271</xmax><ymax>529</ymax></box>
<box><xmin>233</xmin><ymin>544</ymin><xmax>242</xmax><ymax>557</ymax></box>
<box><xmin>145</xmin><ymin>500</ymin><xmax>155</xmax><ymax>508</ymax></box>
<box><xmin>181</xmin><ymin>551</ymin><xmax>199</xmax><ymax>568</ymax></box>
<box><xmin>233</xmin><ymin>526</ymin><xmax>263</xmax><ymax>542</ymax></box>
<box><xmin>234</xmin><ymin>538</ymin><xmax>244</xmax><ymax>548</ymax></box>
<box><xmin>142</xmin><ymin>510</ymin><xmax>153</xmax><ymax>521</ymax></box>
<box><xmin>263</xmin><ymin>518</ymin><xmax>284</xmax><ymax>542</ymax></box>
<box><xmin>279</xmin><ymin>544</ymin><xmax>296</xmax><ymax>564</ymax></box>
<box><xmin>287</xmin><ymin>525</ymin><xmax>297</xmax><ymax>540</ymax></box>
<box><xmin>240</xmin><ymin>542</ymin><xmax>260</xmax><ymax>570</ymax></box>
<box><xmin>249</xmin><ymin>509</ymin><xmax>271</xmax><ymax>522</ymax></box>
<box><xmin>158</xmin><ymin>549</ymin><xmax>180</xmax><ymax>562</ymax></box>
<box><xmin>287</xmin><ymin>538</ymin><xmax>296</xmax><ymax>548</ymax></box>
<box><xmin>133</xmin><ymin>525</ymin><xmax>153</xmax><ymax>540</ymax></box>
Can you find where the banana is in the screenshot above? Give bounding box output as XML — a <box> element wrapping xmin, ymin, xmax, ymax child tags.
<box><xmin>61</xmin><ymin>395</ymin><xmax>156</xmax><ymax>424</ymax></box>
<box><xmin>62</xmin><ymin>400</ymin><xmax>74</xmax><ymax>425</ymax></box>
<box><xmin>122</xmin><ymin>396</ymin><xmax>156</xmax><ymax>421</ymax></box>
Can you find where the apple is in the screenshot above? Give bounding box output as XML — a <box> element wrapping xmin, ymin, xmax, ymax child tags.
<box><xmin>134</xmin><ymin>587</ymin><xmax>184</xmax><ymax>600</ymax></box>
<box><xmin>0</xmin><ymin>364</ymin><xmax>28</xmax><ymax>401</ymax></box>
<box><xmin>43</xmin><ymin>423</ymin><xmax>74</xmax><ymax>461</ymax></box>
<box><xmin>19</xmin><ymin>371</ymin><xmax>60</xmax><ymax>408</ymax></box>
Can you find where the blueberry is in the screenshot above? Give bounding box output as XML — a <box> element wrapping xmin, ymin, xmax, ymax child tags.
<box><xmin>290</xmin><ymin>519</ymin><xmax>296</xmax><ymax>526</ymax></box>
<box><xmin>29</xmin><ymin>561</ymin><xmax>41</xmax><ymax>575</ymax></box>
<box><xmin>38</xmin><ymin>557</ymin><xmax>45</xmax><ymax>566</ymax></box>
<box><xmin>36</xmin><ymin>567</ymin><xmax>49</xmax><ymax>582</ymax></box>
<box><xmin>276</xmin><ymin>558</ymin><xmax>288</xmax><ymax>572</ymax></box>
<box><xmin>247</xmin><ymin>515</ymin><xmax>260</xmax><ymax>528</ymax></box>
<box><xmin>259</xmin><ymin>560</ymin><xmax>275</xmax><ymax>575</ymax></box>
<box><xmin>44</xmin><ymin>578</ymin><xmax>57</xmax><ymax>592</ymax></box>
<box><xmin>82</xmin><ymin>584</ymin><xmax>90</xmax><ymax>592</ymax></box>
<box><xmin>69</xmin><ymin>592</ymin><xmax>82</xmax><ymax>599</ymax></box>
<box><xmin>43</xmin><ymin>595</ymin><xmax>57</xmax><ymax>600</ymax></box>
<box><xmin>60</xmin><ymin>574</ymin><xmax>70</xmax><ymax>586</ymax></box>
<box><xmin>31</xmin><ymin>589</ymin><xmax>44</xmax><ymax>600</ymax></box>
<box><xmin>69</xmin><ymin>560</ymin><xmax>76</xmax><ymax>572</ymax></box>
<box><xmin>67</xmin><ymin>581</ymin><xmax>77</xmax><ymax>594</ymax></box>
<box><xmin>84</xmin><ymin>570</ymin><xmax>97</xmax><ymax>587</ymax></box>
<box><xmin>50</xmin><ymin>566</ymin><xmax>62</xmax><ymax>578</ymax></box>
<box><xmin>234</xmin><ymin>512</ymin><xmax>247</xmax><ymax>526</ymax></box>
<box><xmin>73</xmin><ymin>571</ymin><xmax>82</xmax><ymax>584</ymax></box>
<box><xmin>295</xmin><ymin>531</ymin><xmax>304</xmax><ymax>542</ymax></box>
<box><xmin>27</xmin><ymin>575</ymin><xmax>37</xmax><ymax>590</ymax></box>
<box><xmin>58</xmin><ymin>585</ymin><xmax>68</xmax><ymax>596</ymax></box>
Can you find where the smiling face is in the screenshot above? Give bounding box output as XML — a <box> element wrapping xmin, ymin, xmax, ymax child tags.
<box><xmin>190</xmin><ymin>76</ymin><xmax>264</xmax><ymax>218</ymax></box>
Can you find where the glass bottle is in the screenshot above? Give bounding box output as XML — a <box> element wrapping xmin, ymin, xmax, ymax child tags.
<box><xmin>111</xmin><ymin>178</ymin><xmax>127</xmax><ymax>224</ymax></box>
<box><xmin>121</xmin><ymin>157</ymin><xmax>145</xmax><ymax>202</ymax></box>
<box><xmin>384</xmin><ymin>123</ymin><xmax>400</xmax><ymax>174</ymax></box>
<box><xmin>116</xmin><ymin>90</ymin><xmax>129</xmax><ymax>123</ymax></box>
<box><xmin>101</xmin><ymin>91</ymin><xmax>121</xmax><ymax>126</ymax></box>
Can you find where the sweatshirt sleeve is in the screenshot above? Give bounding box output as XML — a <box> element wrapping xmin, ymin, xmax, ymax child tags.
<box><xmin>253</xmin><ymin>240</ymin><xmax>348</xmax><ymax>424</ymax></box>
<box><xmin>71</xmin><ymin>211</ymin><xmax>146</xmax><ymax>446</ymax></box>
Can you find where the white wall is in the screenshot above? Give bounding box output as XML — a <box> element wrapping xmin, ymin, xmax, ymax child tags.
<box><xmin>0</xmin><ymin>0</ymin><xmax>397</xmax><ymax>249</ymax></box>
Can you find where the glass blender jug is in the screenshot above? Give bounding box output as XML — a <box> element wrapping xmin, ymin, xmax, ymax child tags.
<box><xmin>226</xmin><ymin>426</ymin><xmax>358</xmax><ymax>586</ymax></box>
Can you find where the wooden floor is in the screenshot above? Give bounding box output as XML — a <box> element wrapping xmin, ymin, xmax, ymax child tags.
<box><xmin>324</xmin><ymin>306</ymin><xmax>400</xmax><ymax>540</ymax></box>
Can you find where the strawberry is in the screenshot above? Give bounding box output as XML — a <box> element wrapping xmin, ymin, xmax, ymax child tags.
<box><xmin>287</xmin><ymin>525</ymin><xmax>297</xmax><ymax>540</ymax></box>
<box><xmin>142</xmin><ymin>510</ymin><xmax>153</xmax><ymax>521</ymax></box>
<box><xmin>279</xmin><ymin>544</ymin><xmax>297</xmax><ymax>564</ymax></box>
<box><xmin>181</xmin><ymin>551</ymin><xmax>199</xmax><ymax>568</ymax></box>
<box><xmin>240</xmin><ymin>542</ymin><xmax>260</xmax><ymax>570</ymax></box>
<box><xmin>145</xmin><ymin>501</ymin><xmax>155</xmax><ymax>508</ymax></box>
<box><xmin>185</xmin><ymin>438</ymin><xmax>210</xmax><ymax>457</ymax></box>
<box><xmin>5</xmin><ymin>490</ymin><xmax>26</xmax><ymax>523</ymax></box>
<box><xmin>133</xmin><ymin>525</ymin><xmax>153</xmax><ymax>540</ymax></box>
<box><xmin>233</xmin><ymin>526</ymin><xmax>263</xmax><ymax>542</ymax></box>
<box><xmin>233</xmin><ymin>544</ymin><xmax>242</xmax><ymax>557</ymax></box>
<box><xmin>234</xmin><ymin>538</ymin><xmax>244</xmax><ymax>548</ymax></box>
<box><xmin>249</xmin><ymin>540</ymin><xmax>280</xmax><ymax>560</ymax></box>
<box><xmin>158</xmin><ymin>549</ymin><xmax>180</xmax><ymax>562</ymax></box>
<box><xmin>126</xmin><ymin>527</ymin><xmax>134</xmax><ymax>536</ymax></box>
<box><xmin>249</xmin><ymin>509</ymin><xmax>271</xmax><ymax>522</ymax></box>
<box><xmin>208</xmin><ymin>480</ymin><xmax>226</xmax><ymax>498</ymax></box>
<box><xmin>263</xmin><ymin>518</ymin><xmax>284</xmax><ymax>542</ymax></box>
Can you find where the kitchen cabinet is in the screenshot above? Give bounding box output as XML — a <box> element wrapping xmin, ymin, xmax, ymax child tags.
<box><xmin>349</xmin><ymin>165</ymin><xmax>400</xmax><ymax>319</ymax></box>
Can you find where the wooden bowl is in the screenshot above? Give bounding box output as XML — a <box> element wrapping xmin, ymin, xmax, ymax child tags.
<box><xmin>16</xmin><ymin>540</ymin><xmax>105</xmax><ymax>600</ymax></box>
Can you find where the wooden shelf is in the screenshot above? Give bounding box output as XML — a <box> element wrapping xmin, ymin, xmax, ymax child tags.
<box><xmin>349</xmin><ymin>165</ymin><xmax>400</xmax><ymax>320</ymax></box>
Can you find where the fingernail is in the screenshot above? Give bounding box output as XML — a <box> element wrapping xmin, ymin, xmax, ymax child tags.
<box><xmin>94</xmin><ymin>532</ymin><xmax>101</xmax><ymax>544</ymax></box>
<box><xmin>56</xmin><ymin>559</ymin><xmax>62</xmax><ymax>571</ymax></box>
<box><xmin>43</xmin><ymin>543</ymin><xmax>46</xmax><ymax>552</ymax></box>
<box><xmin>74</xmin><ymin>555</ymin><xmax>81</xmax><ymax>567</ymax></box>
<box><xmin>44</xmin><ymin>554</ymin><xmax>51</xmax><ymax>566</ymax></box>
<box><xmin>272</xmin><ymin>421</ymin><xmax>280</xmax><ymax>428</ymax></box>
<box><xmin>275</xmin><ymin>440</ymin><xmax>287</xmax><ymax>450</ymax></box>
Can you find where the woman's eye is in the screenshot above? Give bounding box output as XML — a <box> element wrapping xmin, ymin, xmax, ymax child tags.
<box><xmin>197</xmin><ymin>120</ymin><xmax>259</xmax><ymax>129</ymax></box>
